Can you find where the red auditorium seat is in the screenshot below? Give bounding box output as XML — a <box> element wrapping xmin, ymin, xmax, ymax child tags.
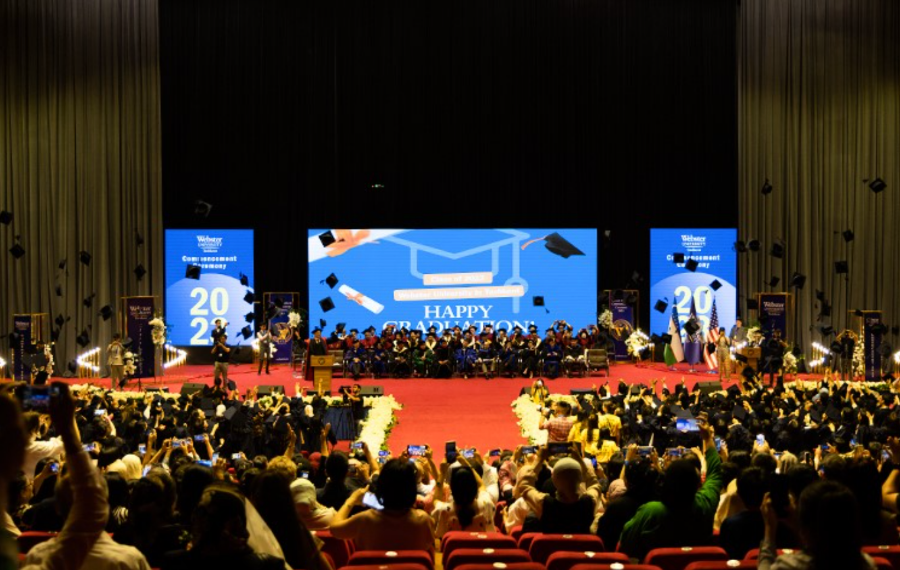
<box><xmin>643</xmin><ymin>546</ymin><xmax>728</xmax><ymax>570</ymax></box>
<box><xmin>684</xmin><ymin>561</ymin><xmax>756</xmax><ymax>570</ymax></box>
<box><xmin>742</xmin><ymin>547</ymin><xmax>798</xmax><ymax>560</ymax></box>
<box><xmin>454</xmin><ymin>563</ymin><xmax>546</xmax><ymax>570</ymax></box>
<box><xmin>510</xmin><ymin>526</ymin><xmax>525</xmax><ymax>542</ymax></box>
<box><xmin>444</xmin><ymin>548</ymin><xmax>532</xmax><ymax>570</ymax></box>
<box><xmin>871</xmin><ymin>557</ymin><xmax>893</xmax><ymax>570</ymax></box>
<box><xmin>864</xmin><ymin>545</ymin><xmax>900</xmax><ymax>569</ymax></box>
<box><xmin>16</xmin><ymin>531</ymin><xmax>57</xmax><ymax>553</ymax></box>
<box><xmin>529</xmin><ymin>535</ymin><xmax>606</xmax><ymax>564</ymax></box>
<box><xmin>339</xmin><ymin>564</ymin><xmax>429</xmax><ymax>570</ymax></box>
<box><xmin>312</xmin><ymin>529</ymin><xmax>355</xmax><ymax>568</ymax></box>
<box><xmin>570</xmin><ymin>563</ymin><xmax>665</xmax><ymax>570</ymax></box>
<box><xmin>442</xmin><ymin>532</ymin><xmax>517</xmax><ymax>558</ymax></box>
<box><xmin>348</xmin><ymin>550</ymin><xmax>434</xmax><ymax>570</ymax></box>
<box><xmin>517</xmin><ymin>533</ymin><xmax>542</xmax><ymax>552</ymax></box>
<box><xmin>546</xmin><ymin>550</ymin><xmax>629</xmax><ymax>570</ymax></box>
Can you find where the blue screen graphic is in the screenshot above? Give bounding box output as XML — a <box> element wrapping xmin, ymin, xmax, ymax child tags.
<box><xmin>308</xmin><ymin>229</ymin><xmax>597</xmax><ymax>333</ymax></box>
<box><xmin>165</xmin><ymin>229</ymin><xmax>255</xmax><ymax>346</ymax></box>
<box><xmin>649</xmin><ymin>228</ymin><xmax>737</xmax><ymax>338</ymax></box>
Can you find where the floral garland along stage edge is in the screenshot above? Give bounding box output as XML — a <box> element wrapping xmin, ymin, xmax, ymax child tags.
<box><xmin>70</xmin><ymin>384</ymin><xmax>402</xmax><ymax>452</ymax></box>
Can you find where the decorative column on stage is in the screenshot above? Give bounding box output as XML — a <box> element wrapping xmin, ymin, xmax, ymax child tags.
<box><xmin>121</xmin><ymin>297</ymin><xmax>158</xmax><ymax>379</ymax></box>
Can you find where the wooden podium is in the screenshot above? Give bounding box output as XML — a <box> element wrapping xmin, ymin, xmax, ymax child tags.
<box><xmin>310</xmin><ymin>355</ymin><xmax>333</xmax><ymax>392</ymax></box>
<box><xmin>738</xmin><ymin>346</ymin><xmax>762</xmax><ymax>371</ymax></box>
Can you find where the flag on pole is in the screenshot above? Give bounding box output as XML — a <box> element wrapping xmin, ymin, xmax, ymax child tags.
<box><xmin>664</xmin><ymin>303</ymin><xmax>684</xmax><ymax>366</ymax></box>
<box><xmin>704</xmin><ymin>298</ymin><xmax>720</xmax><ymax>369</ymax></box>
<box><xmin>688</xmin><ymin>295</ymin><xmax>700</xmax><ymax>342</ymax></box>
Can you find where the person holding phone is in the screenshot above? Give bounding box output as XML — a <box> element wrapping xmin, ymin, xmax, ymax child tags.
<box><xmin>256</xmin><ymin>322</ymin><xmax>273</xmax><ymax>375</ymax></box>
<box><xmin>431</xmin><ymin>456</ymin><xmax>496</xmax><ymax>538</ymax></box>
<box><xmin>210</xmin><ymin>333</ymin><xmax>231</xmax><ymax>384</ymax></box>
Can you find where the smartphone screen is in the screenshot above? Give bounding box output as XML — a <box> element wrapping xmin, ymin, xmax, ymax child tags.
<box><xmin>676</xmin><ymin>418</ymin><xmax>700</xmax><ymax>432</ymax></box>
<box><xmin>83</xmin><ymin>443</ymin><xmax>96</xmax><ymax>452</ymax></box>
<box><xmin>142</xmin><ymin>465</ymin><xmax>151</xmax><ymax>478</ymax></box>
<box><xmin>23</xmin><ymin>386</ymin><xmax>51</xmax><ymax>411</ymax></box>
<box><xmin>300</xmin><ymin>471</ymin><xmax>310</xmax><ymax>479</ymax></box>
<box><xmin>666</xmin><ymin>447</ymin><xmax>684</xmax><ymax>458</ymax></box>
<box><xmin>522</xmin><ymin>445</ymin><xmax>537</xmax><ymax>455</ymax></box>
<box><xmin>489</xmin><ymin>449</ymin><xmax>501</xmax><ymax>457</ymax></box>
<box><xmin>362</xmin><ymin>491</ymin><xmax>384</xmax><ymax>511</ymax></box>
<box><xmin>378</xmin><ymin>450</ymin><xmax>390</xmax><ymax>457</ymax></box>
<box><xmin>197</xmin><ymin>459</ymin><xmax>212</xmax><ymax>467</ymax></box>
<box><xmin>94</xmin><ymin>409</ymin><xmax>106</xmax><ymax>417</ymax></box>
<box><xmin>756</xmin><ymin>434</ymin><xmax>766</xmax><ymax>446</ymax></box>
<box><xmin>714</xmin><ymin>437</ymin><xmax>722</xmax><ymax>451</ymax></box>
<box><xmin>352</xmin><ymin>442</ymin><xmax>364</xmax><ymax>450</ymax></box>
<box><xmin>50</xmin><ymin>463</ymin><xmax>59</xmax><ymax>474</ymax></box>
<box><xmin>548</xmin><ymin>442</ymin><xmax>570</xmax><ymax>456</ymax></box>
<box><xmin>637</xmin><ymin>446</ymin><xmax>654</xmax><ymax>457</ymax></box>
<box><xmin>462</xmin><ymin>448</ymin><xmax>475</xmax><ymax>459</ymax></box>
<box><xmin>172</xmin><ymin>440</ymin><xmax>182</xmax><ymax>448</ymax></box>
<box><xmin>407</xmin><ymin>445</ymin><xmax>426</xmax><ymax>457</ymax></box>
<box><xmin>232</xmin><ymin>453</ymin><xmax>241</xmax><ymax>460</ymax></box>
<box><xmin>138</xmin><ymin>444</ymin><xmax>147</xmax><ymax>455</ymax></box>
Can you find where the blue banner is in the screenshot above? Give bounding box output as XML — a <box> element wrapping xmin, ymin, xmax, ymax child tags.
<box><xmin>266</xmin><ymin>293</ymin><xmax>297</xmax><ymax>363</ymax></box>
<box><xmin>12</xmin><ymin>315</ymin><xmax>32</xmax><ymax>381</ymax></box>
<box><xmin>307</xmin><ymin>229</ymin><xmax>598</xmax><ymax>333</ymax></box>
<box><xmin>609</xmin><ymin>293</ymin><xmax>636</xmax><ymax>360</ymax></box>
<box><xmin>864</xmin><ymin>312</ymin><xmax>883</xmax><ymax>381</ymax></box>
<box><xmin>758</xmin><ymin>293</ymin><xmax>789</xmax><ymax>339</ymax></box>
<box><xmin>124</xmin><ymin>297</ymin><xmax>156</xmax><ymax>378</ymax></box>
<box><xmin>165</xmin><ymin>229</ymin><xmax>255</xmax><ymax>346</ymax></box>
<box><xmin>650</xmin><ymin>229</ymin><xmax>737</xmax><ymax>340</ymax></box>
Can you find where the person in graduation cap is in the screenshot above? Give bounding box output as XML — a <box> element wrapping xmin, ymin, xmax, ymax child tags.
<box><xmin>369</xmin><ymin>339</ymin><xmax>388</xmax><ymax>378</ymax></box>
<box><xmin>433</xmin><ymin>338</ymin><xmax>453</xmax><ymax>378</ymax></box>
<box><xmin>475</xmin><ymin>337</ymin><xmax>497</xmax><ymax>380</ymax></box>
<box><xmin>361</xmin><ymin>328</ymin><xmax>378</xmax><ymax>349</ymax></box>
<box><xmin>392</xmin><ymin>339</ymin><xmax>411</xmax><ymax>378</ymax></box>
<box><xmin>308</xmin><ymin>328</ymin><xmax>328</xmax><ymax>357</ymax></box>
<box><xmin>521</xmin><ymin>338</ymin><xmax>540</xmax><ymax>378</ymax></box>
<box><xmin>541</xmin><ymin>336</ymin><xmax>563</xmax><ymax>379</ymax></box>
<box><xmin>256</xmin><ymin>322</ymin><xmax>273</xmax><ymax>375</ymax></box>
<box><xmin>344</xmin><ymin>338</ymin><xmax>367</xmax><ymax>380</ymax></box>
<box><xmin>563</xmin><ymin>337</ymin><xmax>586</xmax><ymax>378</ymax></box>
<box><xmin>210</xmin><ymin>318</ymin><xmax>227</xmax><ymax>343</ymax></box>
<box><xmin>499</xmin><ymin>338</ymin><xmax>519</xmax><ymax>377</ymax></box>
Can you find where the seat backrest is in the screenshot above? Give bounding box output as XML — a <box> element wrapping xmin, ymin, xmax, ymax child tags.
<box><xmin>863</xmin><ymin>546</ymin><xmax>900</xmax><ymax>570</ymax></box>
<box><xmin>517</xmin><ymin>532</ymin><xmax>542</xmax><ymax>552</ymax></box>
<box><xmin>546</xmin><ymin>550</ymin><xmax>629</xmax><ymax>570</ymax></box>
<box><xmin>341</xmin><ymin>564</ymin><xmax>430</xmax><ymax>570</ymax></box>
<box><xmin>742</xmin><ymin>547</ymin><xmax>797</xmax><ymax>561</ymax></box>
<box><xmin>311</xmin><ymin>529</ymin><xmax>353</xmax><ymax>568</ymax></box>
<box><xmin>570</xmin><ymin>563</ymin><xmax>665</xmax><ymax>570</ymax></box>
<box><xmin>586</xmin><ymin>349</ymin><xmax>608</xmax><ymax>365</ymax></box>
<box><xmin>529</xmin><ymin>534</ymin><xmax>606</xmax><ymax>564</ymax></box>
<box><xmin>348</xmin><ymin>550</ymin><xmax>434</xmax><ymax>570</ymax></box>
<box><xmin>871</xmin><ymin>557</ymin><xmax>893</xmax><ymax>570</ymax></box>
<box><xmin>443</xmin><ymin>533</ymin><xmax>517</xmax><ymax>559</ymax></box>
<box><xmin>16</xmin><ymin>531</ymin><xmax>57</xmax><ymax>553</ymax></box>
<box><xmin>453</xmin><ymin>563</ymin><xmax>546</xmax><ymax>570</ymax></box>
<box><xmin>684</xmin><ymin>561</ymin><xmax>756</xmax><ymax>570</ymax></box>
<box><xmin>644</xmin><ymin>547</ymin><xmax>728</xmax><ymax>570</ymax></box>
<box><xmin>444</xmin><ymin>548</ymin><xmax>531</xmax><ymax>570</ymax></box>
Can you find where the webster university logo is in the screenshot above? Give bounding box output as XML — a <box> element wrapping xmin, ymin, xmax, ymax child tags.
<box><xmin>680</xmin><ymin>234</ymin><xmax>707</xmax><ymax>253</ymax></box>
<box><xmin>196</xmin><ymin>235</ymin><xmax>223</xmax><ymax>254</ymax></box>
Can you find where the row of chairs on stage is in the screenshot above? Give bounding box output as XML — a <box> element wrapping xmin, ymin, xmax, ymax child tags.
<box><xmin>314</xmin><ymin>347</ymin><xmax>612</xmax><ymax>379</ymax></box>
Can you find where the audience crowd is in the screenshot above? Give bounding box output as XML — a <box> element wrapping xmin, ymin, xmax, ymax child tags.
<box><xmin>3</xmin><ymin>372</ymin><xmax>900</xmax><ymax>570</ymax></box>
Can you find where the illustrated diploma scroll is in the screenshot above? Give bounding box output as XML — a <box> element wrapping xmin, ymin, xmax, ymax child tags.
<box><xmin>339</xmin><ymin>284</ymin><xmax>385</xmax><ymax>314</ymax></box>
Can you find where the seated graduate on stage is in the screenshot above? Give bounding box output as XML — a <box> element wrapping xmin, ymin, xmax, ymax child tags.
<box><xmin>542</xmin><ymin>335</ymin><xmax>563</xmax><ymax>379</ymax></box>
<box><xmin>433</xmin><ymin>338</ymin><xmax>453</xmax><ymax>378</ymax></box>
<box><xmin>526</xmin><ymin>324</ymin><xmax>543</xmax><ymax>349</ymax></box>
<box><xmin>344</xmin><ymin>338</ymin><xmax>367</xmax><ymax>380</ymax></box>
<box><xmin>482</xmin><ymin>323</ymin><xmax>495</xmax><ymax>342</ymax></box>
<box><xmin>360</xmin><ymin>327</ymin><xmax>378</xmax><ymax>349</ymax></box>
<box><xmin>576</xmin><ymin>328</ymin><xmax>593</xmax><ymax>349</ymax></box>
<box><xmin>476</xmin><ymin>336</ymin><xmax>497</xmax><ymax>380</ymax></box>
<box><xmin>342</xmin><ymin>328</ymin><xmax>359</xmax><ymax>350</ymax></box>
<box><xmin>392</xmin><ymin>338</ymin><xmax>411</xmax><ymax>378</ymax></box>
<box><xmin>553</xmin><ymin>320</ymin><xmax>573</xmax><ymax>343</ymax></box>
<box><xmin>498</xmin><ymin>337</ymin><xmax>518</xmax><ymax>377</ymax></box>
<box><xmin>521</xmin><ymin>338</ymin><xmax>540</xmax><ymax>379</ymax></box>
<box><xmin>369</xmin><ymin>339</ymin><xmax>388</xmax><ymax>378</ymax></box>
<box><xmin>412</xmin><ymin>339</ymin><xmax>433</xmax><ymax>378</ymax></box>
<box><xmin>459</xmin><ymin>331</ymin><xmax>479</xmax><ymax>379</ymax></box>
<box><xmin>563</xmin><ymin>337</ymin><xmax>586</xmax><ymax>378</ymax></box>
<box><xmin>424</xmin><ymin>332</ymin><xmax>437</xmax><ymax>351</ymax></box>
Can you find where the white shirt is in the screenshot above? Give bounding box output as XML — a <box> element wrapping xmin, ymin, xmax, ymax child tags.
<box><xmin>503</xmin><ymin>497</ymin><xmax>532</xmax><ymax>533</ymax></box>
<box><xmin>25</xmin><ymin>532</ymin><xmax>151</xmax><ymax>570</ymax></box>
<box><xmin>481</xmin><ymin>464</ymin><xmax>500</xmax><ymax>504</ymax></box>
<box><xmin>432</xmin><ymin>489</ymin><xmax>496</xmax><ymax>539</ymax></box>
<box><xmin>23</xmin><ymin>436</ymin><xmax>64</xmax><ymax>481</ymax></box>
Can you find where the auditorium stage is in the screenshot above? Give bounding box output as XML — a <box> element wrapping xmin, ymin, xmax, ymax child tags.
<box><xmin>55</xmin><ymin>361</ymin><xmax>822</xmax><ymax>454</ymax></box>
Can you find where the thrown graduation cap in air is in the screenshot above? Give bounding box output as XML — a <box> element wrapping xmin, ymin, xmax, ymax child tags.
<box><xmin>0</xmin><ymin>210</ymin><xmax>12</xmax><ymax>225</ymax></box>
<box><xmin>135</xmin><ymin>231</ymin><xmax>144</xmax><ymax>247</ymax></box>
<box><xmin>654</xmin><ymin>299</ymin><xmax>668</xmax><ymax>313</ymax></box>
<box><xmin>239</xmin><ymin>273</ymin><xmax>249</xmax><ymax>287</ymax></box>
<box><xmin>685</xmin><ymin>258</ymin><xmax>698</xmax><ymax>272</ymax></box>
<box><xmin>79</xmin><ymin>251</ymin><xmax>92</xmax><ymax>266</ymax></box>
<box><xmin>185</xmin><ymin>265</ymin><xmax>201</xmax><ymax>280</ymax></box>
<box><xmin>319</xmin><ymin>319</ymin><xmax>327</xmax><ymax>329</ymax></box>
<box><xmin>323</xmin><ymin>273</ymin><xmax>339</xmax><ymax>289</ymax></box>
<box><xmin>9</xmin><ymin>243</ymin><xmax>25</xmax><ymax>259</ymax></box>
<box><xmin>241</xmin><ymin>326</ymin><xmax>252</xmax><ymax>340</ymax></box>
<box><xmin>83</xmin><ymin>293</ymin><xmax>96</xmax><ymax>308</ymax></box>
<box><xmin>746</xmin><ymin>298</ymin><xmax>759</xmax><ymax>310</ymax></box>
<box><xmin>98</xmin><ymin>305</ymin><xmax>113</xmax><ymax>321</ymax></box>
<box><xmin>532</xmin><ymin>296</ymin><xmax>549</xmax><ymax>314</ymax></box>
<box><xmin>55</xmin><ymin>314</ymin><xmax>66</xmax><ymax>327</ymax></box>
<box><xmin>194</xmin><ymin>199</ymin><xmax>213</xmax><ymax>217</ymax></box>
<box><xmin>835</xmin><ymin>261</ymin><xmax>848</xmax><ymax>274</ymax></box>
<box><xmin>244</xmin><ymin>312</ymin><xmax>255</xmax><ymax>323</ymax></box>
<box><xmin>319</xmin><ymin>297</ymin><xmax>335</xmax><ymax>312</ymax></box>
<box><xmin>243</xmin><ymin>291</ymin><xmax>255</xmax><ymax>304</ymax></box>
<box><xmin>768</xmin><ymin>276</ymin><xmax>780</xmax><ymax>288</ymax></box>
<box><xmin>134</xmin><ymin>264</ymin><xmax>146</xmax><ymax>280</ymax></box>
<box><xmin>521</xmin><ymin>232</ymin><xmax>585</xmax><ymax>258</ymax></box>
<box><xmin>58</xmin><ymin>259</ymin><xmax>67</xmax><ymax>270</ymax></box>
<box><xmin>710</xmin><ymin>279</ymin><xmax>722</xmax><ymax>292</ymax></box>
<box><xmin>673</xmin><ymin>253</ymin><xmax>685</xmax><ymax>264</ymax></box>
<box><xmin>76</xmin><ymin>329</ymin><xmax>90</xmax><ymax>348</ymax></box>
<box><xmin>55</xmin><ymin>285</ymin><xmax>63</xmax><ymax>297</ymax></box>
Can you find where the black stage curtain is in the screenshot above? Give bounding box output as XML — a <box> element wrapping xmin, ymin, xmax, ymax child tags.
<box><xmin>738</xmin><ymin>0</ymin><xmax>900</xmax><ymax>345</ymax></box>
<box><xmin>160</xmin><ymin>0</ymin><xmax>738</xmax><ymax>333</ymax></box>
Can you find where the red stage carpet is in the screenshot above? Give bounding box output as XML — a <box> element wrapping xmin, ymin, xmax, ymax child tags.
<box><xmin>58</xmin><ymin>361</ymin><xmax>821</xmax><ymax>457</ymax></box>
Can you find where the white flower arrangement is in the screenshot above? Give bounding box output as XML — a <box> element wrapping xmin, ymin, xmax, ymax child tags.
<box><xmin>288</xmin><ymin>311</ymin><xmax>302</xmax><ymax>328</ymax></box>
<box><xmin>511</xmin><ymin>393</ymin><xmax>583</xmax><ymax>445</ymax></box>
<box><xmin>783</xmin><ymin>351</ymin><xmax>798</xmax><ymax>375</ymax></box>
<box><xmin>746</xmin><ymin>327</ymin><xmax>764</xmax><ymax>347</ymax></box>
<box><xmin>123</xmin><ymin>351</ymin><xmax>137</xmax><ymax>377</ymax></box>
<box><xmin>598</xmin><ymin>310</ymin><xmax>613</xmax><ymax>330</ymax></box>
<box><xmin>625</xmin><ymin>332</ymin><xmax>649</xmax><ymax>358</ymax></box>
<box><xmin>148</xmin><ymin>317</ymin><xmax>167</xmax><ymax>347</ymax></box>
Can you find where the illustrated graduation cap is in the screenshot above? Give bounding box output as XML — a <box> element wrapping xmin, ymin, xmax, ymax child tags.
<box><xmin>319</xmin><ymin>297</ymin><xmax>335</xmax><ymax>312</ymax></box>
<box><xmin>322</xmin><ymin>273</ymin><xmax>339</xmax><ymax>289</ymax></box>
<box><xmin>654</xmin><ymin>299</ymin><xmax>669</xmax><ymax>313</ymax></box>
<box><xmin>521</xmin><ymin>232</ymin><xmax>585</xmax><ymax>258</ymax></box>
<box><xmin>243</xmin><ymin>291</ymin><xmax>255</xmax><ymax>304</ymax></box>
<box><xmin>533</xmin><ymin>296</ymin><xmax>549</xmax><ymax>314</ymax></box>
<box><xmin>239</xmin><ymin>273</ymin><xmax>250</xmax><ymax>287</ymax></box>
<box><xmin>185</xmin><ymin>264</ymin><xmax>201</xmax><ymax>280</ymax></box>
<box><xmin>710</xmin><ymin>279</ymin><xmax>723</xmax><ymax>292</ymax></box>
<box><xmin>318</xmin><ymin>231</ymin><xmax>336</xmax><ymax>247</ymax></box>
<box><xmin>685</xmin><ymin>258</ymin><xmax>698</xmax><ymax>272</ymax></box>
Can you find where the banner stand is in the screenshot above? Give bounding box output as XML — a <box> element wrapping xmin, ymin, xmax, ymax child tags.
<box><xmin>263</xmin><ymin>293</ymin><xmax>299</xmax><ymax>364</ymax></box>
<box><xmin>755</xmin><ymin>292</ymin><xmax>794</xmax><ymax>341</ymax></box>
<box><xmin>11</xmin><ymin>313</ymin><xmax>49</xmax><ymax>382</ymax></box>
<box><xmin>853</xmin><ymin>310</ymin><xmax>883</xmax><ymax>381</ymax></box>
<box><xmin>121</xmin><ymin>296</ymin><xmax>159</xmax><ymax>383</ymax></box>
<box><xmin>604</xmin><ymin>290</ymin><xmax>639</xmax><ymax>361</ymax></box>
